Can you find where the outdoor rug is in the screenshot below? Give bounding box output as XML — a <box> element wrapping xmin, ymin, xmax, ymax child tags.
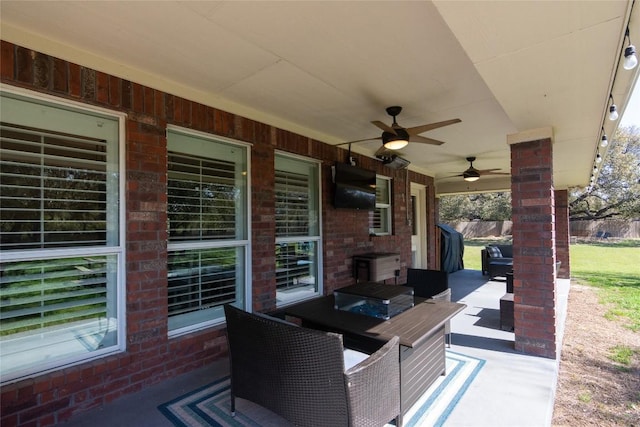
<box><xmin>158</xmin><ymin>351</ymin><xmax>485</xmax><ymax>427</ymax></box>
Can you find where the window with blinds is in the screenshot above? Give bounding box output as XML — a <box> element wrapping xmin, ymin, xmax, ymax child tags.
<box><xmin>275</xmin><ymin>169</ymin><xmax>310</xmax><ymax>237</ymax></box>
<box><xmin>0</xmin><ymin>124</ymin><xmax>110</xmax><ymax>249</ymax></box>
<box><xmin>168</xmin><ymin>248</ymin><xmax>239</xmax><ymax>316</ymax></box>
<box><xmin>0</xmin><ymin>91</ymin><xmax>123</xmax><ymax>383</ymax></box>
<box><xmin>166</xmin><ymin>128</ymin><xmax>248</xmax><ymax>334</ymax></box>
<box><xmin>274</xmin><ymin>154</ymin><xmax>321</xmax><ymax>305</ymax></box>
<box><xmin>369</xmin><ymin>176</ymin><xmax>392</xmax><ymax>235</ymax></box>
<box><xmin>168</xmin><ymin>153</ymin><xmax>237</xmax><ymax>241</ymax></box>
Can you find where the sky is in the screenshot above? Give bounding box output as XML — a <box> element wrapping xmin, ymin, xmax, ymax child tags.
<box><xmin>620</xmin><ymin>82</ymin><xmax>640</xmax><ymax>127</ymax></box>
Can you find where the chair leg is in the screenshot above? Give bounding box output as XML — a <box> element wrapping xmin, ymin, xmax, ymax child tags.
<box><xmin>230</xmin><ymin>394</ymin><xmax>236</xmax><ymax>417</ymax></box>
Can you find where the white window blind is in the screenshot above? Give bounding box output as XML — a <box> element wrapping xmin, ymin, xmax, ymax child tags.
<box><xmin>166</xmin><ymin>129</ymin><xmax>248</xmax><ymax>334</ymax></box>
<box><xmin>274</xmin><ymin>154</ymin><xmax>321</xmax><ymax>304</ymax></box>
<box><xmin>275</xmin><ymin>169</ymin><xmax>310</xmax><ymax>237</ymax></box>
<box><xmin>168</xmin><ymin>153</ymin><xmax>237</xmax><ymax>241</ymax></box>
<box><xmin>369</xmin><ymin>176</ymin><xmax>391</xmax><ymax>235</ymax></box>
<box><xmin>0</xmin><ymin>90</ymin><xmax>123</xmax><ymax>383</ymax></box>
<box><xmin>168</xmin><ymin>248</ymin><xmax>238</xmax><ymax>316</ymax></box>
<box><xmin>1</xmin><ymin>124</ymin><xmax>110</xmax><ymax>249</ymax></box>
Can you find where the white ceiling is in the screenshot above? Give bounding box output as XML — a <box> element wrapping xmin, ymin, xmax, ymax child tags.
<box><xmin>1</xmin><ymin>1</ymin><xmax>638</xmax><ymax>195</ymax></box>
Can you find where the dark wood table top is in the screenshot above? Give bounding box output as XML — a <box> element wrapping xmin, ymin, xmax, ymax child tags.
<box><xmin>283</xmin><ymin>294</ymin><xmax>465</xmax><ymax>348</ymax></box>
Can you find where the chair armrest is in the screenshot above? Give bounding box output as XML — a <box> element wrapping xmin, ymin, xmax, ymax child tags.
<box><xmin>430</xmin><ymin>287</ymin><xmax>451</xmax><ymax>302</ymax></box>
<box><xmin>344</xmin><ymin>336</ymin><xmax>400</xmax><ymax>427</ymax></box>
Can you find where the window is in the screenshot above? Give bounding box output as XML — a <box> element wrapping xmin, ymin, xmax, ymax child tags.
<box><xmin>167</xmin><ymin>128</ymin><xmax>249</xmax><ymax>335</ymax></box>
<box><xmin>369</xmin><ymin>176</ymin><xmax>392</xmax><ymax>235</ymax></box>
<box><xmin>274</xmin><ymin>154</ymin><xmax>322</xmax><ymax>306</ymax></box>
<box><xmin>0</xmin><ymin>90</ymin><xmax>124</xmax><ymax>383</ymax></box>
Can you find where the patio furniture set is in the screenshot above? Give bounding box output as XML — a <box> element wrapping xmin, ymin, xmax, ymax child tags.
<box><xmin>224</xmin><ymin>304</ymin><xmax>401</xmax><ymax>427</ymax></box>
<box><xmin>224</xmin><ymin>269</ymin><xmax>465</xmax><ymax>427</ymax></box>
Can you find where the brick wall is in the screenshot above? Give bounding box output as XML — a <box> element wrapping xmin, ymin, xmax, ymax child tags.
<box><xmin>0</xmin><ymin>41</ymin><xmax>430</xmax><ymax>425</ymax></box>
<box><xmin>510</xmin><ymin>137</ymin><xmax>558</xmax><ymax>359</ymax></box>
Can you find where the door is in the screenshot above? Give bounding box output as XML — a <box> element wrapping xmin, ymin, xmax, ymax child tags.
<box><xmin>410</xmin><ymin>183</ymin><xmax>428</xmax><ymax>268</ymax></box>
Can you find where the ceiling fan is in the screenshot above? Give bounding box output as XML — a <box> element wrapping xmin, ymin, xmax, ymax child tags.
<box><xmin>452</xmin><ymin>156</ymin><xmax>510</xmax><ymax>182</ymax></box>
<box><xmin>339</xmin><ymin>106</ymin><xmax>461</xmax><ymax>158</ymax></box>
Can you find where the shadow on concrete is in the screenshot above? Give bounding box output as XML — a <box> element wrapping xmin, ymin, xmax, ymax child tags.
<box><xmin>469</xmin><ymin>308</ymin><xmax>502</xmax><ymax>330</ymax></box>
<box><xmin>448</xmin><ymin>269</ymin><xmax>491</xmax><ymax>302</ymax></box>
<box><xmin>450</xmin><ymin>333</ymin><xmax>519</xmax><ymax>354</ymax></box>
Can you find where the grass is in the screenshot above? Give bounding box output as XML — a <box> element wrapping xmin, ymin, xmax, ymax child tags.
<box><xmin>462</xmin><ymin>238</ymin><xmax>510</xmax><ymax>271</ymax></box>
<box><xmin>608</xmin><ymin>345</ymin><xmax>637</xmax><ymax>367</ymax></box>
<box><xmin>577</xmin><ymin>391</ymin><xmax>592</xmax><ymax>404</ymax></box>
<box><xmin>570</xmin><ymin>240</ymin><xmax>640</xmax><ymax>332</ymax></box>
<box><xmin>463</xmin><ymin>238</ymin><xmax>640</xmax><ymax>331</ymax></box>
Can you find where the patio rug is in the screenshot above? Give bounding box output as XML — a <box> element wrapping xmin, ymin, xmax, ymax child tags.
<box><xmin>158</xmin><ymin>351</ymin><xmax>485</xmax><ymax>427</ymax></box>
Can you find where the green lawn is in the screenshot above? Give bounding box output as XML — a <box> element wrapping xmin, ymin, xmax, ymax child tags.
<box><xmin>463</xmin><ymin>238</ymin><xmax>640</xmax><ymax>331</ymax></box>
<box><xmin>462</xmin><ymin>238</ymin><xmax>511</xmax><ymax>271</ymax></box>
<box><xmin>570</xmin><ymin>241</ymin><xmax>640</xmax><ymax>331</ymax></box>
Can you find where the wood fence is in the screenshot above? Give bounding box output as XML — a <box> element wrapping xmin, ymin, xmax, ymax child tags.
<box><xmin>446</xmin><ymin>220</ymin><xmax>640</xmax><ymax>239</ymax></box>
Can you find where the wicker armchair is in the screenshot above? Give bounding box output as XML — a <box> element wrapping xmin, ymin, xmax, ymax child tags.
<box><xmin>405</xmin><ymin>268</ymin><xmax>452</xmax><ymax>346</ymax></box>
<box><xmin>223</xmin><ymin>304</ymin><xmax>401</xmax><ymax>427</ymax></box>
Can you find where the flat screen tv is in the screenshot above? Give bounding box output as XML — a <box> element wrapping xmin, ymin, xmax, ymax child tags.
<box><xmin>333</xmin><ymin>162</ymin><xmax>376</xmax><ymax>210</ymax></box>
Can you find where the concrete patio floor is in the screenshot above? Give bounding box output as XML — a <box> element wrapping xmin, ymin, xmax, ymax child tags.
<box><xmin>61</xmin><ymin>269</ymin><xmax>569</xmax><ymax>426</ymax></box>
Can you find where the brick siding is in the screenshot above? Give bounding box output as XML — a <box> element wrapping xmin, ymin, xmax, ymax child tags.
<box><xmin>0</xmin><ymin>41</ymin><xmax>432</xmax><ymax>425</ymax></box>
<box><xmin>510</xmin><ymin>138</ymin><xmax>558</xmax><ymax>359</ymax></box>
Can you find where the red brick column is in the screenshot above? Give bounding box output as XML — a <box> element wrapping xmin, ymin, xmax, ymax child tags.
<box><xmin>555</xmin><ymin>190</ymin><xmax>570</xmax><ymax>279</ymax></box>
<box><xmin>509</xmin><ymin>129</ymin><xmax>558</xmax><ymax>359</ymax></box>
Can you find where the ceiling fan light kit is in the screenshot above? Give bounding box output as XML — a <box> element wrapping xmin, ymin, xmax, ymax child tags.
<box><xmin>463</xmin><ymin>171</ymin><xmax>481</xmax><ymax>182</ymax></box>
<box><xmin>450</xmin><ymin>156</ymin><xmax>508</xmax><ymax>182</ymax></box>
<box><xmin>382</xmin><ymin>134</ymin><xmax>409</xmax><ymax>150</ymax></box>
<box><xmin>339</xmin><ymin>105</ymin><xmax>461</xmax><ymax>169</ymax></box>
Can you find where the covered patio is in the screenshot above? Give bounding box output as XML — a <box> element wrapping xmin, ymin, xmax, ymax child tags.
<box><xmin>0</xmin><ymin>1</ymin><xmax>637</xmax><ymax>425</ymax></box>
<box><xmin>60</xmin><ymin>270</ymin><xmax>571</xmax><ymax>427</ymax></box>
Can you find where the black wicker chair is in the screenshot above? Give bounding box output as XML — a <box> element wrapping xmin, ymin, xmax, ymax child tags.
<box><xmin>223</xmin><ymin>304</ymin><xmax>401</xmax><ymax>427</ymax></box>
<box><xmin>405</xmin><ymin>268</ymin><xmax>452</xmax><ymax>346</ymax></box>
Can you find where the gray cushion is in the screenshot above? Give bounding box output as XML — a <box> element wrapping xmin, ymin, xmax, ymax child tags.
<box><xmin>486</xmin><ymin>246</ymin><xmax>503</xmax><ymax>258</ymax></box>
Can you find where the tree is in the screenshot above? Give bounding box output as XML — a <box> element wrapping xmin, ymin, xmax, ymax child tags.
<box><xmin>569</xmin><ymin>125</ymin><xmax>640</xmax><ymax>220</ymax></box>
<box><xmin>439</xmin><ymin>126</ymin><xmax>640</xmax><ymax>222</ymax></box>
<box><xmin>439</xmin><ymin>192</ymin><xmax>511</xmax><ymax>222</ymax></box>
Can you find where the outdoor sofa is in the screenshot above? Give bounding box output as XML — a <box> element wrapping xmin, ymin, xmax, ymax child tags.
<box><xmin>481</xmin><ymin>244</ymin><xmax>513</xmax><ymax>278</ymax></box>
<box><xmin>223</xmin><ymin>304</ymin><xmax>401</xmax><ymax>427</ymax></box>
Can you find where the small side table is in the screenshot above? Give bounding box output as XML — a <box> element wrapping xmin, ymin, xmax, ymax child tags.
<box><xmin>506</xmin><ymin>272</ymin><xmax>514</xmax><ymax>293</ymax></box>
<box><xmin>500</xmin><ymin>293</ymin><xmax>514</xmax><ymax>331</ymax></box>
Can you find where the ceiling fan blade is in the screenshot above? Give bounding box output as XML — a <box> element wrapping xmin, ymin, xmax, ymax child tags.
<box><xmin>335</xmin><ymin>136</ymin><xmax>382</xmax><ymax>146</ymax></box>
<box><xmin>406</xmin><ymin>118</ymin><xmax>462</xmax><ymax>135</ymax></box>
<box><xmin>479</xmin><ymin>170</ymin><xmax>510</xmax><ymax>176</ymax></box>
<box><xmin>371</xmin><ymin>120</ymin><xmax>396</xmax><ymax>134</ymax></box>
<box><xmin>409</xmin><ymin>134</ymin><xmax>446</xmax><ymax>146</ymax></box>
<box><xmin>440</xmin><ymin>173</ymin><xmax>465</xmax><ymax>179</ymax></box>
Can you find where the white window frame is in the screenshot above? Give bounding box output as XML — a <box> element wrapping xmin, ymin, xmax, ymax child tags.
<box><xmin>370</xmin><ymin>175</ymin><xmax>392</xmax><ymax>235</ymax></box>
<box><xmin>166</xmin><ymin>126</ymin><xmax>251</xmax><ymax>337</ymax></box>
<box><xmin>274</xmin><ymin>152</ymin><xmax>323</xmax><ymax>307</ymax></box>
<box><xmin>0</xmin><ymin>84</ymin><xmax>126</xmax><ymax>384</ymax></box>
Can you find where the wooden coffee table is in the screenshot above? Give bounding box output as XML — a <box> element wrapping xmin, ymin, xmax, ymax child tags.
<box><xmin>282</xmin><ymin>291</ymin><xmax>465</xmax><ymax>422</ymax></box>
